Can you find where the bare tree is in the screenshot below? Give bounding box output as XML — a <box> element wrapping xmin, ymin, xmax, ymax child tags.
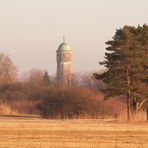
<box><xmin>71</xmin><ymin>72</ymin><xmax>105</xmax><ymax>91</ymax></box>
<box><xmin>0</xmin><ymin>53</ymin><xmax>17</xmax><ymax>84</ymax></box>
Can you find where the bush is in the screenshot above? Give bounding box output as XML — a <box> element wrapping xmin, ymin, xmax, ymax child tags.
<box><xmin>36</xmin><ymin>86</ymin><xmax>99</xmax><ymax>119</ymax></box>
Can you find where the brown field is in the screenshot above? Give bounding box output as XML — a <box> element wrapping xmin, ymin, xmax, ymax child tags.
<box><xmin>0</xmin><ymin>116</ymin><xmax>148</xmax><ymax>148</ymax></box>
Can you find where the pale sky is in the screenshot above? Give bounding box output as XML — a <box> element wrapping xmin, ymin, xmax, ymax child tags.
<box><xmin>0</xmin><ymin>0</ymin><xmax>147</xmax><ymax>75</ymax></box>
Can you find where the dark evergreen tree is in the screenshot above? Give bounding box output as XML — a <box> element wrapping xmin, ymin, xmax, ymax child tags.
<box><xmin>43</xmin><ymin>71</ymin><xmax>50</xmax><ymax>86</ymax></box>
<box><xmin>94</xmin><ymin>25</ymin><xmax>148</xmax><ymax>120</ymax></box>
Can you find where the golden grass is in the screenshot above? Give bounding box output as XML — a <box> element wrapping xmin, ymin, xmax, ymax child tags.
<box><xmin>0</xmin><ymin>116</ymin><xmax>148</xmax><ymax>148</ymax></box>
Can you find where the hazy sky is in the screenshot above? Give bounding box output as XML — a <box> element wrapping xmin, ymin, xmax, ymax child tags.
<box><xmin>0</xmin><ymin>0</ymin><xmax>147</xmax><ymax>75</ymax></box>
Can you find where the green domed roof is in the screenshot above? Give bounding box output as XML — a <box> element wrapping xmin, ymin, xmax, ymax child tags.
<box><xmin>57</xmin><ymin>42</ymin><xmax>72</xmax><ymax>52</ymax></box>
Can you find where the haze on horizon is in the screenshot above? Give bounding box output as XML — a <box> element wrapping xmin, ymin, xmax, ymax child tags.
<box><xmin>0</xmin><ymin>0</ymin><xmax>147</xmax><ymax>75</ymax></box>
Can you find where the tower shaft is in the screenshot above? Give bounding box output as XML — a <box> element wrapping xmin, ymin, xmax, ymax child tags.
<box><xmin>56</xmin><ymin>42</ymin><xmax>72</xmax><ymax>86</ymax></box>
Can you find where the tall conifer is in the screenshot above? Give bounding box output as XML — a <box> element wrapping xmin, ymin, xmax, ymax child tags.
<box><xmin>95</xmin><ymin>25</ymin><xmax>148</xmax><ymax>120</ymax></box>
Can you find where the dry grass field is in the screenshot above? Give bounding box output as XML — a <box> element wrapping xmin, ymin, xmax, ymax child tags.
<box><xmin>0</xmin><ymin>116</ymin><xmax>148</xmax><ymax>148</ymax></box>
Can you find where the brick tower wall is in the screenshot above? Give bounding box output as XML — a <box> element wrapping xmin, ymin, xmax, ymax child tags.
<box><xmin>56</xmin><ymin>52</ymin><xmax>72</xmax><ymax>86</ymax></box>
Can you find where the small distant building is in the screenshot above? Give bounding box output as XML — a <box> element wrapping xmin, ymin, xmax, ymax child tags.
<box><xmin>56</xmin><ymin>38</ymin><xmax>72</xmax><ymax>86</ymax></box>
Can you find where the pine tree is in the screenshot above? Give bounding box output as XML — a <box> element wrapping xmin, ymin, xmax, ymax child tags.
<box><xmin>94</xmin><ymin>25</ymin><xmax>148</xmax><ymax>120</ymax></box>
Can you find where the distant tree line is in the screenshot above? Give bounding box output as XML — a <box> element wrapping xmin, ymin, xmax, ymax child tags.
<box><xmin>0</xmin><ymin>54</ymin><xmax>103</xmax><ymax>118</ymax></box>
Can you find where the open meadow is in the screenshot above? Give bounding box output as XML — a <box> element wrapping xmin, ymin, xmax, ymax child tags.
<box><xmin>0</xmin><ymin>116</ymin><xmax>148</xmax><ymax>148</ymax></box>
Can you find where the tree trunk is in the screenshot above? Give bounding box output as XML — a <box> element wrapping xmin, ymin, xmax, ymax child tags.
<box><xmin>127</xmin><ymin>64</ymin><xmax>132</xmax><ymax>121</ymax></box>
<box><xmin>132</xmin><ymin>97</ymin><xmax>138</xmax><ymax>116</ymax></box>
<box><xmin>127</xmin><ymin>91</ymin><xmax>132</xmax><ymax>121</ymax></box>
<box><xmin>146</xmin><ymin>108</ymin><xmax>148</xmax><ymax>122</ymax></box>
